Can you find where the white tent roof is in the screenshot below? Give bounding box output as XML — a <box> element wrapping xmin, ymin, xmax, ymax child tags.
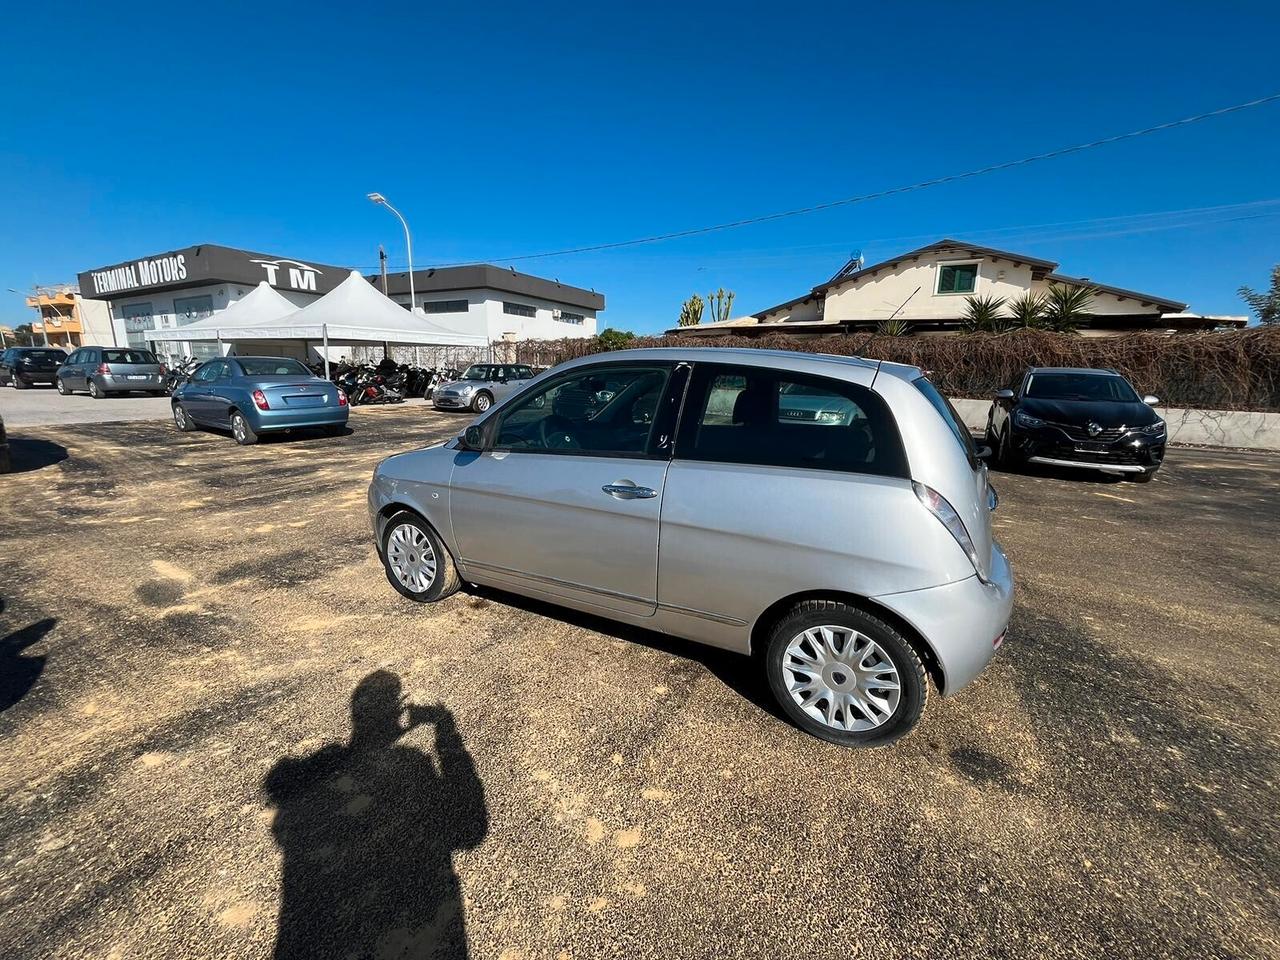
<box><xmin>154</xmin><ymin>270</ymin><xmax>488</xmax><ymax>346</ymax></box>
<box><xmin>148</xmin><ymin>281</ymin><xmax>296</xmax><ymax>342</ymax></box>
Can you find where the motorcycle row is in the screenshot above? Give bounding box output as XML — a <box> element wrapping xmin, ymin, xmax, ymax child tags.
<box><xmin>160</xmin><ymin>356</ymin><xmax>464</xmax><ymax>406</ymax></box>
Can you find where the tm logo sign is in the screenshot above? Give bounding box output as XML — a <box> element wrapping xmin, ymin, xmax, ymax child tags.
<box><xmin>250</xmin><ymin>258</ymin><xmax>323</xmax><ymax>291</ymax></box>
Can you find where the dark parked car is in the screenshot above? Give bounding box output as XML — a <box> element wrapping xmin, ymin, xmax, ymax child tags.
<box><xmin>171</xmin><ymin>356</ymin><xmax>349</xmax><ymax>445</ymax></box>
<box><xmin>0</xmin><ymin>411</ymin><xmax>9</xmax><ymax>473</ymax></box>
<box><xmin>56</xmin><ymin>346</ymin><xmax>166</xmax><ymax>398</ymax></box>
<box><xmin>0</xmin><ymin>347</ymin><xmax>67</xmax><ymax>389</ymax></box>
<box><xmin>985</xmin><ymin>366</ymin><xmax>1166</xmax><ymax>482</ymax></box>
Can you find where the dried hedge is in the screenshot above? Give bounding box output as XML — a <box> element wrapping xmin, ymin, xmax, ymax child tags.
<box><xmin>515</xmin><ymin>327</ymin><xmax>1280</xmax><ymax>411</ymax></box>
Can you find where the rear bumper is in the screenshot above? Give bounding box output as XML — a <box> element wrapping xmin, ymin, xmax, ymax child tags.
<box><xmin>97</xmin><ymin>373</ymin><xmax>165</xmax><ymax>392</ymax></box>
<box><xmin>246</xmin><ymin>406</ymin><xmax>349</xmax><ymax>432</ymax></box>
<box><xmin>872</xmin><ymin>541</ymin><xmax>1014</xmax><ymax>695</ymax></box>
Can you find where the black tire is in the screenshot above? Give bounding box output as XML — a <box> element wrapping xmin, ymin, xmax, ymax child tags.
<box><xmin>173</xmin><ymin>403</ymin><xmax>196</xmax><ymax>432</ymax></box>
<box><xmin>56</xmin><ymin>378</ymin><xmax>71</xmax><ymax>396</ymax></box>
<box><xmin>149</xmin><ymin>390</ymin><xmax>167</xmax><ymax>397</ymax></box>
<box><xmin>995</xmin><ymin>426</ymin><xmax>1022</xmax><ymax>471</ymax></box>
<box><xmin>380</xmin><ymin>511</ymin><xmax>460</xmax><ymax>603</ymax></box>
<box><xmin>230</xmin><ymin>409</ymin><xmax>259</xmax><ymax>445</ymax></box>
<box><xmin>1131</xmin><ymin>469</ymin><xmax>1157</xmax><ymax>483</ymax></box>
<box><xmin>88</xmin><ymin>379</ymin><xmax>104</xmax><ymax>399</ymax></box>
<box><xmin>765</xmin><ymin>600</ymin><xmax>928</xmax><ymax>748</ymax></box>
<box><xmin>471</xmin><ymin>391</ymin><xmax>493</xmax><ymax>414</ymax></box>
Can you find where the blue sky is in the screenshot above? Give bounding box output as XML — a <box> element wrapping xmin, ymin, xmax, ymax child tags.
<box><xmin>1</xmin><ymin>0</ymin><xmax>1277</xmax><ymax>333</ymax></box>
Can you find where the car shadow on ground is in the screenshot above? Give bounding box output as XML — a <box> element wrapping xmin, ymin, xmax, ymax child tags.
<box><xmin>263</xmin><ymin>671</ymin><xmax>487</xmax><ymax>960</ymax></box>
<box><xmin>0</xmin><ymin>598</ymin><xmax>53</xmax><ymax>713</ymax></box>
<box><xmin>5</xmin><ymin>438</ymin><xmax>69</xmax><ymax>473</ymax></box>
<box><xmin>186</xmin><ymin>425</ymin><xmax>355</xmax><ymax>445</ymax></box>
<box><xmin>463</xmin><ymin>584</ymin><xmax>786</xmax><ymax>724</ymax></box>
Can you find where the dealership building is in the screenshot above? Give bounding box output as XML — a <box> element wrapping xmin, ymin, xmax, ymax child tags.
<box><xmin>77</xmin><ymin>244</ymin><xmax>604</xmax><ymax>359</ymax></box>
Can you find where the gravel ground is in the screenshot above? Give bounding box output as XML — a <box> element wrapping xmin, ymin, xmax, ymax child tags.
<box><xmin>1</xmin><ymin>407</ymin><xmax>1277</xmax><ymax>960</ymax></box>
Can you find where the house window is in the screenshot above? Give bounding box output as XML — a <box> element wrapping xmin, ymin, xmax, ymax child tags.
<box><xmin>503</xmin><ymin>301</ymin><xmax>537</xmax><ymax>318</ymax></box>
<box><xmin>937</xmin><ymin>262</ymin><xmax>979</xmax><ymax>295</ymax></box>
<box><xmin>174</xmin><ymin>294</ymin><xmax>214</xmax><ymax>325</ymax></box>
<box><xmin>558</xmin><ymin>311</ymin><xmax>584</xmax><ymax>324</ymax></box>
<box><xmin>422</xmin><ymin>299</ymin><xmax>469</xmax><ymax>314</ymax></box>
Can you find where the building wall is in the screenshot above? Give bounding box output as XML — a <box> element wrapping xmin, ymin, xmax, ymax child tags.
<box><xmin>758</xmin><ymin>298</ymin><xmax>823</xmax><ymax>324</ymax></box>
<box><xmin>387</xmin><ymin>287</ymin><xmax>598</xmax><ymax>340</ymax></box>
<box><xmin>822</xmin><ymin>247</ymin><xmax>1164</xmax><ymax>322</ymax></box>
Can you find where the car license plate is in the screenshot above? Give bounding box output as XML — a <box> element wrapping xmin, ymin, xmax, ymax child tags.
<box><xmin>1074</xmin><ymin>443</ymin><xmax>1107</xmax><ymax>452</ymax></box>
<box><xmin>127</xmin><ymin>375</ymin><xmax>148</xmax><ymax>380</ymax></box>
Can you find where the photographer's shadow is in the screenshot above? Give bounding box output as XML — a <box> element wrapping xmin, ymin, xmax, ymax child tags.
<box><xmin>264</xmin><ymin>671</ymin><xmax>487</xmax><ymax>960</ymax></box>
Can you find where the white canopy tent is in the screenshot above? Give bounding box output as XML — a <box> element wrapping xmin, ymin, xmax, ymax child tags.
<box><xmin>148</xmin><ymin>271</ymin><xmax>489</xmax><ymax>375</ymax></box>
<box><xmin>147</xmin><ymin>280</ymin><xmax>296</xmax><ymax>349</ymax></box>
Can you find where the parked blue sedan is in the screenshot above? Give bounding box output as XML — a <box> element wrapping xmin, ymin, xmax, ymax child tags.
<box><xmin>171</xmin><ymin>356</ymin><xmax>349</xmax><ymax>445</ymax></box>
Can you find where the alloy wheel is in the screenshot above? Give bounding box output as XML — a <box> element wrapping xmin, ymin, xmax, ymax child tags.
<box><xmin>232</xmin><ymin>416</ymin><xmax>246</xmax><ymax>443</ymax></box>
<box><xmin>174</xmin><ymin>406</ymin><xmax>187</xmax><ymax>429</ymax></box>
<box><xmin>475</xmin><ymin>394</ymin><xmax>491</xmax><ymax>412</ymax></box>
<box><xmin>782</xmin><ymin>625</ymin><xmax>902</xmax><ymax>731</ymax></box>
<box><xmin>386</xmin><ymin>524</ymin><xmax>437</xmax><ymax>592</ymax></box>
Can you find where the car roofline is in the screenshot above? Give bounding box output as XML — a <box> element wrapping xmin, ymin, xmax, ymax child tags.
<box><xmin>544</xmin><ymin>347</ymin><xmax>924</xmax><ymax>383</ymax></box>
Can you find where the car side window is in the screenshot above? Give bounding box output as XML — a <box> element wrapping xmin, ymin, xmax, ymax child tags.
<box><xmin>492</xmin><ymin>364</ymin><xmax>673</xmax><ymax>457</ymax></box>
<box><xmin>192</xmin><ymin>363</ymin><xmax>219</xmax><ymax>382</ymax></box>
<box><xmin>676</xmin><ymin>365</ymin><xmax>908</xmax><ymax>478</ymax></box>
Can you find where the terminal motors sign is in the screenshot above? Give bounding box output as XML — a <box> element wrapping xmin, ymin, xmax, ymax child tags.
<box><xmin>79</xmin><ymin>245</ymin><xmax>347</xmax><ymax>299</ymax></box>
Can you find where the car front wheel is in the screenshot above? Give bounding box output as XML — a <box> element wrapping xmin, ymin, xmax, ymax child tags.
<box><xmin>765</xmin><ymin>600</ymin><xmax>928</xmax><ymax>747</ymax></box>
<box><xmin>471</xmin><ymin>391</ymin><xmax>493</xmax><ymax>413</ymax></box>
<box><xmin>56</xmin><ymin>378</ymin><xmax>71</xmax><ymax>396</ymax></box>
<box><xmin>173</xmin><ymin>404</ymin><xmax>196</xmax><ymax>432</ymax></box>
<box><xmin>230</xmin><ymin>410</ymin><xmax>258</xmax><ymax>445</ymax></box>
<box><xmin>381</xmin><ymin>512</ymin><xmax>460</xmax><ymax>602</ymax></box>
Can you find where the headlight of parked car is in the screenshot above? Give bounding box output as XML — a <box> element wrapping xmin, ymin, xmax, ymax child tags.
<box><xmin>1013</xmin><ymin>409</ymin><xmax>1046</xmax><ymax>429</ymax></box>
<box><xmin>1135</xmin><ymin>420</ymin><xmax>1166</xmax><ymax>437</ymax></box>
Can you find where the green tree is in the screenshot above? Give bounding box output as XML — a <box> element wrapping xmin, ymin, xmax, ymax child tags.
<box><xmin>1043</xmin><ymin>283</ymin><xmax>1095</xmax><ymax>333</ymax></box>
<box><xmin>1006</xmin><ymin>291</ymin><xmax>1049</xmax><ymax>329</ymax></box>
<box><xmin>706</xmin><ymin>288</ymin><xmax>736</xmax><ymax>325</ymax></box>
<box><xmin>1238</xmin><ymin>266</ymin><xmax>1280</xmax><ymax>325</ymax></box>
<box><xmin>678</xmin><ymin>294</ymin><xmax>704</xmax><ymax>327</ymax></box>
<box><xmin>961</xmin><ymin>294</ymin><xmax>1009</xmax><ymax>333</ymax></box>
<box><xmin>597</xmin><ymin>327</ymin><xmax>637</xmax><ymax>350</ymax></box>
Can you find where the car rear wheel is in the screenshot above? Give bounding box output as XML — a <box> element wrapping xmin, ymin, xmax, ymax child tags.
<box><xmin>381</xmin><ymin>512</ymin><xmax>460</xmax><ymax>602</ymax></box>
<box><xmin>88</xmin><ymin>380</ymin><xmax>103</xmax><ymax>399</ymax></box>
<box><xmin>765</xmin><ymin>600</ymin><xmax>927</xmax><ymax>747</ymax></box>
<box><xmin>1131</xmin><ymin>469</ymin><xmax>1156</xmax><ymax>483</ymax></box>
<box><xmin>471</xmin><ymin>391</ymin><xmax>493</xmax><ymax>413</ymax></box>
<box><xmin>230</xmin><ymin>410</ymin><xmax>258</xmax><ymax>445</ymax></box>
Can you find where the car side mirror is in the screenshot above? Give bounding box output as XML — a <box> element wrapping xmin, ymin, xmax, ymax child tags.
<box><xmin>975</xmin><ymin>444</ymin><xmax>994</xmax><ymax>461</ymax></box>
<box><xmin>994</xmin><ymin>389</ymin><xmax>1015</xmax><ymax>400</ymax></box>
<box><xmin>1143</xmin><ymin>395</ymin><xmax>1160</xmax><ymax>406</ymax></box>
<box><xmin>461</xmin><ymin>425</ymin><xmax>486</xmax><ymax>451</ymax></box>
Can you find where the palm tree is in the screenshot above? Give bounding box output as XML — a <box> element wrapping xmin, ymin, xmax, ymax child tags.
<box><xmin>961</xmin><ymin>294</ymin><xmax>1008</xmax><ymax>333</ymax></box>
<box><xmin>1007</xmin><ymin>291</ymin><xmax>1049</xmax><ymax>329</ymax></box>
<box><xmin>1044</xmin><ymin>283</ymin><xmax>1095</xmax><ymax>332</ymax></box>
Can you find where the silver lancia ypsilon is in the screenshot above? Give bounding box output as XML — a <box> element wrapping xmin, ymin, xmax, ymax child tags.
<box><xmin>369</xmin><ymin>348</ymin><xmax>1012</xmax><ymax>747</ymax></box>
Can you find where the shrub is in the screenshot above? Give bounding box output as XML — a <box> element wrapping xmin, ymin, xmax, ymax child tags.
<box><xmin>513</xmin><ymin>327</ymin><xmax>1280</xmax><ymax>411</ymax></box>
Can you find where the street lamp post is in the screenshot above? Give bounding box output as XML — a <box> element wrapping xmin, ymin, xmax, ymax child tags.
<box><xmin>7</xmin><ymin>286</ymin><xmax>49</xmax><ymax>345</ymax></box>
<box><xmin>366</xmin><ymin>193</ymin><xmax>415</xmax><ymax>313</ymax></box>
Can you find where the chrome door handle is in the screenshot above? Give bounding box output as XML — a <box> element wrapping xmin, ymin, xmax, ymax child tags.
<box><xmin>602</xmin><ymin>482</ymin><xmax>657</xmax><ymax>500</ymax></box>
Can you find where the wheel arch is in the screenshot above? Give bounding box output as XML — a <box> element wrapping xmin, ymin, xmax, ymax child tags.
<box><xmin>375</xmin><ymin>502</ymin><xmax>461</xmax><ymax>568</ymax></box>
<box><xmin>749</xmin><ymin>589</ymin><xmax>947</xmax><ymax>693</ymax></box>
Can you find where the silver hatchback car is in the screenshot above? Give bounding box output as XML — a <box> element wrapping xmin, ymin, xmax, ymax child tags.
<box><xmin>432</xmin><ymin>363</ymin><xmax>536</xmax><ymax>414</ymax></box>
<box><xmin>369</xmin><ymin>348</ymin><xmax>1013</xmax><ymax>747</ymax></box>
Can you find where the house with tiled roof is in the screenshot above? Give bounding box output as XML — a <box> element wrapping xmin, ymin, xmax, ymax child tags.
<box><xmin>669</xmin><ymin>240</ymin><xmax>1244</xmax><ymax>337</ymax></box>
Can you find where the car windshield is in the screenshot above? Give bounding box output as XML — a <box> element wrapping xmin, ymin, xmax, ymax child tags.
<box><xmin>103</xmin><ymin>349</ymin><xmax>157</xmax><ymax>364</ymax></box>
<box><xmin>1026</xmin><ymin>373</ymin><xmax>1138</xmax><ymax>402</ymax></box>
<box><xmin>237</xmin><ymin>358</ymin><xmax>311</xmax><ymax>376</ymax></box>
<box><xmin>22</xmin><ymin>349</ymin><xmax>66</xmax><ymax>361</ymax></box>
<box><xmin>460</xmin><ymin>365</ymin><xmax>494</xmax><ymax>381</ymax></box>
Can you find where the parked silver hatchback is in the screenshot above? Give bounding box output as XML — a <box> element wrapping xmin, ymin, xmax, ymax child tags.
<box><xmin>432</xmin><ymin>363</ymin><xmax>536</xmax><ymax>413</ymax></box>
<box><xmin>369</xmin><ymin>348</ymin><xmax>1013</xmax><ymax>746</ymax></box>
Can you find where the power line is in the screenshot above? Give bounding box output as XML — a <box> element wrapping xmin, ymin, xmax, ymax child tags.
<box><xmin>436</xmin><ymin>92</ymin><xmax>1280</xmax><ymax>266</ymax></box>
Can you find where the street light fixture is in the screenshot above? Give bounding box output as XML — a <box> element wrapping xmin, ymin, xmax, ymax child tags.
<box><xmin>367</xmin><ymin>192</ymin><xmax>415</xmax><ymax>312</ymax></box>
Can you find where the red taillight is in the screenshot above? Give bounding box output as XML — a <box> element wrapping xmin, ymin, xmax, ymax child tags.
<box><xmin>337</xmin><ymin>389</ymin><xmax>348</xmax><ymax>407</ymax></box>
<box><xmin>252</xmin><ymin>389</ymin><xmax>269</xmax><ymax>410</ymax></box>
<box><xmin>98</xmin><ymin>362</ymin><xmax>110</xmax><ymax>375</ymax></box>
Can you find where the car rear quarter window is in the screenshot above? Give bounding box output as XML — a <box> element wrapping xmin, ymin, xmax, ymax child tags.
<box><xmin>913</xmin><ymin>376</ymin><xmax>978</xmax><ymax>468</ymax></box>
<box><xmin>677</xmin><ymin>365</ymin><xmax>908</xmax><ymax>478</ymax></box>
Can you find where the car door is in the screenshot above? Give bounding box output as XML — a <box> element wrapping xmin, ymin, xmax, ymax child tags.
<box><xmin>448</xmin><ymin>362</ymin><xmax>685</xmax><ymax>617</ymax></box>
<box><xmin>66</xmin><ymin>350</ymin><xmax>86</xmax><ymax>389</ymax></box>
<box><xmin>182</xmin><ymin>361</ymin><xmax>222</xmax><ymax>422</ymax></box>
<box><xmin>657</xmin><ymin>363</ymin><xmax>918</xmax><ymax>639</ymax></box>
<box><xmin>205</xmin><ymin>360</ymin><xmax>238</xmax><ymax>425</ymax></box>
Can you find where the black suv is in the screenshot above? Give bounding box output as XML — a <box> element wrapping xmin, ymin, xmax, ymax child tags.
<box><xmin>0</xmin><ymin>346</ymin><xmax>67</xmax><ymax>389</ymax></box>
<box><xmin>986</xmin><ymin>366</ymin><xmax>1166</xmax><ymax>482</ymax></box>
